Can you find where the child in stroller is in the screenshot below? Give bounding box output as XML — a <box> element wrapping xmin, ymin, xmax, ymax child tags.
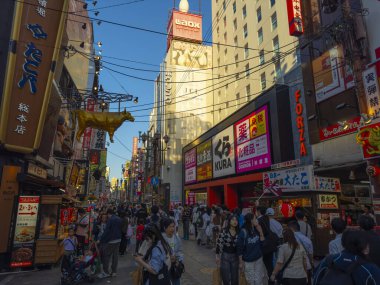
<box><xmin>61</xmin><ymin>243</ymin><xmax>99</xmax><ymax>285</ymax></box>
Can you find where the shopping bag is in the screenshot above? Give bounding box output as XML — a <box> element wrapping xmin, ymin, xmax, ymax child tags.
<box><xmin>189</xmin><ymin>224</ymin><xmax>195</xmax><ymax>235</ymax></box>
<box><xmin>130</xmin><ymin>267</ymin><xmax>143</xmax><ymax>285</ymax></box>
<box><xmin>239</xmin><ymin>271</ymin><xmax>248</xmax><ymax>285</ymax></box>
<box><xmin>212</xmin><ymin>268</ymin><xmax>222</xmax><ymax>285</ymax></box>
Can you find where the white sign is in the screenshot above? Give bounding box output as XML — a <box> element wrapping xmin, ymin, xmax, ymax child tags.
<box><xmin>212</xmin><ymin>126</ymin><xmax>236</xmax><ymax>178</ymax></box>
<box><xmin>271</xmin><ymin>159</ymin><xmax>301</xmax><ymax>170</ymax></box>
<box><xmin>363</xmin><ymin>66</ymin><xmax>380</xmax><ymax>115</ymax></box>
<box><xmin>263</xmin><ymin>165</ymin><xmax>315</xmax><ymax>192</ymax></box>
<box><xmin>27</xmin><ymin>163</ymin><xmax>47</xmax><ymax>179</ymax></box>
<box><xmin>175</xmin><ymin>19</ymin><xmax>200</xmax><ymax>29</ymax></box>
<box><xmin>314</xmin><ymin>176</ymin><xmax>341</xmax><ymax>192</ymax></box>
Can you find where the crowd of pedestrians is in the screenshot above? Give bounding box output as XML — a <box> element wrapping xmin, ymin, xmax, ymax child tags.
<box><xmin>62</xmin><ymin>201</ymin><xmax>380</xmax><ymax>285</ymax></box>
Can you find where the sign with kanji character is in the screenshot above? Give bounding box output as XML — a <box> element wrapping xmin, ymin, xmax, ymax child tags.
<box><xmin>0</xmin><ymin>0</ymin><xmax>68</xmax><ymax>153</ymax></box>
<box><xmin>234</xmin><ymin>105</ymin><xmax>271</xmax><ymax>174</ymax></box>
<box><xmin>196</xmin><ymin>140</ymin><xmax>212</xmax><ymax>181</ymax></box>
<box><xmin>212</xmin><ymin>125</ymin><xmax>236</xmax><ymax>178</ymax></box>
<box><xmin>357</xmin><ymin>121</ymin><xmax>380</xmax><ymax>159</ymax></box>
<box><xmin>286</xmin><ymin>0</ymin><xmax>304</xmax><ymax>36</ymax></box>
<box><xmin>10</xmin><ymin>196</ymin><xmax>40</xmax><ymax>268</ymax></box>
<box><xmin>363</xmin><ymin>66</ymin><xmax>380</xmax><ymax>116</ymax></box>
<box><xmin>318</xmin><ymin>194</ymin><xmax>339</xmax><ymax>209</ymax></box>
<box><xmin>314</xmin><ymin>176</ymin><xmax>341</xmax><ymax>192</ymax></box>
<box><xmin>185</xmin><ymin>148</ymin><xmax>197</xmax><ymax>184</ymax></box>
<box><xmin>263</xmin><ymin>165</ymin><xmax>315</xmax><ymax>192</ymax></box>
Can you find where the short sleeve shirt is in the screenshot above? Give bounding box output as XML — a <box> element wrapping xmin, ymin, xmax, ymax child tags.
<box><xmin>277</xmin><ymin>243</ymin><xmax>307</xmax><ymax>279</ymax></box>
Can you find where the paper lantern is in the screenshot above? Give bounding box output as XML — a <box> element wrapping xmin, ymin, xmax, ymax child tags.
<box><xmin>280</xmin><ymin>202</ymin><xmax>295</xmax><ymax>218</ymax></box>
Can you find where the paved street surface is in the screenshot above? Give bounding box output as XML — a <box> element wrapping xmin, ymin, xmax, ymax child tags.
<box><xmin>0</xmin><ymin>238</ymin><xmax>216</xmax><ymax>285</ymax></box>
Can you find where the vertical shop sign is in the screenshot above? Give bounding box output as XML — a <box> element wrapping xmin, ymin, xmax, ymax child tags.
<box><xmin>212</xmin><ymin>125</ymin><xmax>236</xmax><ymax>178</ymax></box>
<box><xmin>357</xmin><ymin>122</ymin><xmax>380</xmax><ymax>159</ymax></box>
<box><xmin>196</xmin><ymin>140</ymin><xmax>212</xmax><ymax>181</ymax></box>
<box><xmin>286</xmin><ymin>0</ymin><xmax>304</xmax><ymax>36</ymax></box>
<box><xmin>0</xmin><ymin>0</ymin><xmax>68</xmax><ymax>153</ymax></box>
<box><xmin>294</xmin><ymin>90</ymin><xmax>307</xmax><ymax>156</ymax></box>
<box><xmin>0</xmin><ymin>166</ymin><xmax>21</xmax><ymax>253</ymax></box>
<box><xmin>185</xmin><ymin>148</ymin><xmax>197</xmax><ymax>184</ymax></box>
<box><xmin>363</xmin><ymin>66</ymin><xmax>380</xmax><ymax>116</ymax></box>
<box><xmin>234</xmin><ymin>105</ymin><xmax>271</xmax><ymax>174</ymax></box>
<box><xmin>82</xmin><ymin>98</ymin><xmax>95</xmax><ymax>149</ymax></box>
<box><xmin>10</xmin><ymin>196</ymin><xmax>40</xmax><ymax>268</ymax></box>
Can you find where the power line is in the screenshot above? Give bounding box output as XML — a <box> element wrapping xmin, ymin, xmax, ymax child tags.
<box><xmin>114</xmin><ymin>135</ymin><xmax>133</xmax><ymax>154</ymax></box>
<box><xmin>107</xmin><ymin>149</ymin><xmax>130</xmax><ymax>160</ymax></box>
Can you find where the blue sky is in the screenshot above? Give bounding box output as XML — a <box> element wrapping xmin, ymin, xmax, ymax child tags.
<box><xmin>93</xmin><ymin>0</ymin><xmax>212</xmax><ymax>179</ymax></box>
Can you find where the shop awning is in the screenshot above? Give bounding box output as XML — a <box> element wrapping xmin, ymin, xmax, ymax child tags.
<box><xmin>17</xmin><ymin>173</ymin><xmax>65</xmax><ymax>188</ymax></box>
<box><xmin>313</xmin><ymin>161</ymin><xmax>366</xmax><ymax>172</ymax></box>
<box><xmin>62</xmin><ymin>194</ymin><xmax>81</xmax><ymax>204</ymax></box>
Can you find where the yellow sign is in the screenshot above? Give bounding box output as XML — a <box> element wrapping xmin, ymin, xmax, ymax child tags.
<box><xmin>249</xmin><ymin>110</ymin><xmax>267</xmax><ymax>139</ymax></box>
<box><xmin>318</xmin><ymin>194</ymin><xmax>339</xmax><ymax>209</ymax></box>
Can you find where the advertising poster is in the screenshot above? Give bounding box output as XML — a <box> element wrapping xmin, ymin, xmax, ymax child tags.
<box><xmin>10</xmin><ymin>196</ymin><xmax>40</xmax><ymax>267</ymax></box>
<box><xmin>234</xmin><ymin>105</ymin><xmax>271</xmax><ymax>174</ymax></box>
<box><xmin>212</xmin><ymin>125</ymin><xmax>236</xmax><ymax>178</ymax></box>
<box><xmin>357</xmin><ymin>122</ymin><xmax>380</xmax><ymax>159</ymax></box>
<box><xmin>196</xmin><ymin>140</ymin><xmax>212</xmax><ymax>181</ymax></box>
<box><xmin>184</xmin><ymin>148</ymin><xmax>197</xmax><ymax>184</ymax></box>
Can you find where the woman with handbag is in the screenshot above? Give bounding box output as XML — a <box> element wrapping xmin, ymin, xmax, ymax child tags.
<box><xmin>216</xmin><ymin>214</ymin><xmax>239</xmax><ymax>285</ymax></box>
<box><xmin>161</xmin><ymin>218</ymin><xmax>184</xmax><ymax>285</ymax></box>
<box><xmin>134</xmin><ymin>223</ymin><xmax>172</xmax><ymax>285</ymax></box>
<box><xmin>270</xmin><ymin>229</ymin><xmax>307</xmax><ymax>285</ymax></box>
<box><xmin>237</xmin><ymin>213</ymin><xmax>268</xmax><ymax>285</ymax></box>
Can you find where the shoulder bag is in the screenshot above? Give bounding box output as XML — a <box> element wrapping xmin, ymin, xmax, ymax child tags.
<box><xmin>276</xmin><ymin>245</ymin><xmax>296</xmax><ymax>285</ymax></box>
<box><xmin>143</xmin><ymin>246</ymin><xmax>171</xmax><ymax>285</ymax></box>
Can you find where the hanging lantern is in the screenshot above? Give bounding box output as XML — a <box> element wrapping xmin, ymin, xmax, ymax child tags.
<box><xmin>279</xmin><ymin>202</ymin><xmax>295</xmax><ymax>218</ymax></box>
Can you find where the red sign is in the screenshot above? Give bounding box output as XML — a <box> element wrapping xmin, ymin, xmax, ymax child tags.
<box><xmin>286</xmin><ymin>0</ymin><xmax>304</xmax><ymax>36</ymax></box>
<box><xmin>357</xmin><ymin>122</ymin><xmax>380</xmax><ymax>159</ymax></box>
<box><xmin>319</xmin><ymin>117</ymin><xmax>361</xmax><ymax>141</ymax></box>
<box><xmin>294</xmin><ymin>90</ymin><xmax>307</xmax><ymax>156</ymax></box>
<box><xmin>83</xmin><ymin>98</ymin><xmax>95</xmax><ymax>149</ymax></box>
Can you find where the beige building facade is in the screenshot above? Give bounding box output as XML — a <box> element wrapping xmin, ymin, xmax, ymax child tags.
<box><xmin>212</xmin><ymin>0</ymin><xmax>301</xmax><ymax>124</ymax></box>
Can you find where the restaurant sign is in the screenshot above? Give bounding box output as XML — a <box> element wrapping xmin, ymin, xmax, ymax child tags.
<box><xmin>318</xmin><ymin>194</ymin><xmax>339</xmax><ymax>209</ymax></box>
<box><xmin>196</xmin><ymin>140</ymin><xmax>212</xmax><ymax>181</ymax></box>
<box><xmin>0</xmin><ymin>0</ymin><xmax>68</xmax><ymax>153</ymax></box>
<box><xmin>363</xmin><ymin>66</ymin><xmax>380</xmax><ymax>116</ymax></box>
<box><xmin>185</xmin><ymin>148</ymin><xmax>196</xmax><ymax>184</ymax></box>
<box><xmin>286</xmin><ymin>0</ymin><xmax>304</xmax><ymax>36</ymax></box>
<box><xmin>234</xmin><ymin>105</ymin><xmax>271</xmax><ymax>174</ymax></box>
<box><xmin>314</xmin><ymin>176</ymin><xmax>341</xmax><ymax>192</ymax></box>
<box><xmin>319</xmin><ymin>117</ymin><xmax>361</xmax><ymax>141</ymax></box>
<box><xmin>212</xmin><ymin>125</ymin><xmax>236</xmax><ymax>178</ymax></box>
<box><xmin>10</xmin><ymin>196</ymin><xmax>40</xmax><ymax>268</ymax></box>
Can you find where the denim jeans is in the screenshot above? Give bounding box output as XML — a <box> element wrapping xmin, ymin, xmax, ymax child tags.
<box><xmin>220</xmin><ymin>252</ymin><xmax>239</xmax><ymax>285</ymax></box>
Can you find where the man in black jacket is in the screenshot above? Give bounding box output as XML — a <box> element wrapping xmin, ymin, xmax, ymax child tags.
<box><xmin>99</xmin><ymin>209</ymin><xmax>122</xmax><ymax>278</ymax></box>
<box><xmin>358</xmin><ymin>214</ymin><xmax>380</xmax><ymax>267</ymax></box>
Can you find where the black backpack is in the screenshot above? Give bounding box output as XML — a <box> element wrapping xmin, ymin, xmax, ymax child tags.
<box><xmin>196</xmin><ymin>214</ymin><xmax>204</xmax><ymax>228</ymax></box>
<box><xmin>318</xmin><ymin>255</ymin><xmax>365</xmax><ymax>285</ymax></box>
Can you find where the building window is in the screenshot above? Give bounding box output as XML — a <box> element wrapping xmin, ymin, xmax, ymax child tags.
<box><xmin>261</xmin><ymin>72</ymin><xmax>266</xmax><ymax>90</ymax></box>
<box><xmin>244</xmin><ymin>44</ymin><xmax>249</xmax><ymax>59</ymax></box>
<box><xmin>243</xmin><ymin>24</ymin><xmax>248</xmax><ymax>38</ymax></box>
<box><xmin>257</xmin><ymin>6</ymin><xmax>262</xmax><ymax>23</ymax></box>
<box><xmin>223</xmin><ymin>0</ymin><xmax>226</xmax><ymax>11</ymax></box>
<box><xmin>224</xmin><ymin>32</ymin><xmax>227</xmax><ymax>43</ymax></box>
<box><xmin>271</xmin><ymin>12</ymin><xmax>277</xmax><ymax>31</ymax></box>
<box><xmin>234</xmin><ymin>36</ymin><xmax>238</xmax><ymax>48</ymax></box>
<box><xmin>258</xmin><ymin>28</ymin><xmax>263</xmax><ymax>45</ymax></box>
<box><xmin>270</xmin><ymin>0</ymin><xmax>275</xmax><ymax>7</ymax></box>
<box><xmin>217</xmin><ymin>58</ymin><xmax>220</xmax><ymax>67</ymax></box>
<box><xmin>259</xmin><ymin>50</ymin><xmax>265</xmax><ymax>65</ymax></box>
<box><xmin>242</xmin><ymin>5</ymin><xmax>247</xmax><ymax>19</ymax></box>
<box><xmin>224</xmin><ymin>16</ymin><xmax>227</xmax><ymax>27</ymax></box>
<box><xmin>236</xmin><ymin>93</ymin><xmax>240</xmax><ymax>108</ymax></box>
<box><xmin>226</xmin><ymin>101</ymin><xmax>229</xmax><ymax>108</ymax></box>
<box><xmin>233</xmin><ymin>18</ymin><xmax>237</xmax><ymax>31</ymax></box>
<box><xmin>235</xmin><ymin>54</ymin><xmax>239</xmax><ymax>68</ymax></box>
<box><xmin>233</xmin><ymin>1</ymin><xmax>236</xmax><ymax>13</ymax></box>
<box><xmin>275</xmin><ymin>61</ymin><xmax>281</xmax><ymax>79</ymax></box>
<box><xmin>245</xmin><ymin>64</ymin><xmax>250</xmax><ymax>77</ymax></box>
<box><xmin>246</xmin><ymin>84</ymin><xmax>251</xmax><ymax>101</ymax></box>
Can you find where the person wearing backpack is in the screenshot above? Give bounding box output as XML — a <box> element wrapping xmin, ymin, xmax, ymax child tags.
<box><xmin>270</xmin><ymin>228</ymin><xmax>307</xmax><ymax>285</ymax></box>
<box><xmin>314</xmin><ymin>229</ymin><xmax>380</xmax><ymax>285</ymax></box>
<box><xmin>237</xmin><ymin>213</ymin><xmax>268</xmax><ymax>285</ymax></box>
<box><xmin>134</xmin><ymin>223</ymin><xmax>172</xmax><ymax>285</ymax></box>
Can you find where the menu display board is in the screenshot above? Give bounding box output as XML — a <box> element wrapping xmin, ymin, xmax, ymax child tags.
<box><xmin>234</xmin><ymin>105</ymin><xmax>271</xmax><ymax>173</ymax></box>
<box><xmin>10</xmin><ymin>196</ymin><xmax>40</xmax><ymax>267</ymax></box>
<box><xmin>184</xmin><ymin>148</ymin><xmax>196</xmax><ymax>184</ymax></box>
<box><xmin>196</xmin><ymin>140</ymin><xmax>212</xmax><ymax>181</ymax></box>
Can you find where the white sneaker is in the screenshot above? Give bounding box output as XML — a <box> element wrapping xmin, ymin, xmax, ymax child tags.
<box><xmin>97</xmin><ymin>272</ymin><xmax>110</xmax><ymax>279</ymax></box>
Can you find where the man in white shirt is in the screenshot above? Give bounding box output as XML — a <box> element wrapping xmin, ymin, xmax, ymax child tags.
<box><xmin>265</xmin><ymin>208</ymin><xmax>283</xmax><ymax>238</ymax></box>
<box><xmin>296</xmin><ymin>210</ymin><xmax>312</xmax><ymax>239</ymax></box>
<box><xmin>329</xmin><ymin>218</ymin><xmax>346</xmax><ymax>254</ymax></box>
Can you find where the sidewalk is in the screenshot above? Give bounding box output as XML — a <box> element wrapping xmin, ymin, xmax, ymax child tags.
<box><xmin>0</xmin><ymin>238</ymin><xmax>216</xmax><ymax>285</ymax></box>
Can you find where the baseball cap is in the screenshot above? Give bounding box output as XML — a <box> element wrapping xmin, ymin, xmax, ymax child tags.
<box><xmin>266</xmin><ymin>208</ymin><xmax>275</xmax><ymax>216</ymax></box>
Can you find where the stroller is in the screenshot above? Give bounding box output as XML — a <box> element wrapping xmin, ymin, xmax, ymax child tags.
<box><xmin>60</xmin><ymin>242</ymin><xmax>100</xmax><ymax>285</ymax></box>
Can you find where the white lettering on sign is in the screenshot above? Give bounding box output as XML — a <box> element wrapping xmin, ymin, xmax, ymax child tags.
<box><xmin>175</xmin><ymin>19</ymin><xmax>200</xmax><ymax>29</ymax></box>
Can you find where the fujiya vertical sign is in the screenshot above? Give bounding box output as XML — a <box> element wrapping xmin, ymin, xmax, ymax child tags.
<box><xmin>363</xmin><ymin>66</ymin><xmax>380</xmax><ymax>116</ymax></box>
<box><xmin>212</xmin><ymin>126</ymin><xmax>235</xmax><ymax>178</ymax></box>
<box><xmin>0</xmin><ymin>0</ymin><xmax>68</xmax><ymax>153</ymax></box>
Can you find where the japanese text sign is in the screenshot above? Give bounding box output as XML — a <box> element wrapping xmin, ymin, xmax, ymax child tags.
<box><xmin>196</xmin><ymin>140</ymin><xmax>212</xmax><ymax>181</ymax></box>
<box><xmin>212</xmin><ymin>126</ymin><xmax>236</xmax><ymax>178</ymax></box>
<box><xmin>185</xmin><ymin>148</ymin><xmax>196</xmax><ymax>184</ymax></box>
<box><xmin>263</xmin><ymin>165</ymin><xmax>315</xmax><ymax>192</ymax></box>
<box><xmin>319</xmin><ymin>117</ymin><xmax>361</xmax><ymax>141</ymax></box>
<box><xmin>234</xmin><ymin>105</ymin><xmax>271</xmax><ymax>174</ymax></box>
<box><xmin>363</xmin><ymin>66</ymin><xmax>380</xmax><ymax>116</ymax></box>
<box><xmin>10</xmin><ymin>196</ymin><xmax>40</xmax><ymax>268</ymax></box>
<box><xmin>286</xmin><ymin>0</ymin><xmax>304</xmax><ymax>36</ymax></box>
<box><xmin>315</xmin><ymin>176</ymin><xmax>341</xmax><ymax>192</ymax></box>
<box><xmin>0</xmin><ymin>0</ymin><xmax>68</xmax><ymax>153</ymax></box>
<box><xmin>318</xmin><ymin>194</ymin><xmax>339</xmax><ymax>209</ymax></box>
<box><xmin>357</xmin><ymin>122</ymin><xmax>380</xmax><ymax>159</ymax></box>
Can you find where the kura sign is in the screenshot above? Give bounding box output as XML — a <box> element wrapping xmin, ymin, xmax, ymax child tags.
<box><xmin>212</xmin><ymin>126</ymin><xmax>236</xmax><ymax>178</ymax></box>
